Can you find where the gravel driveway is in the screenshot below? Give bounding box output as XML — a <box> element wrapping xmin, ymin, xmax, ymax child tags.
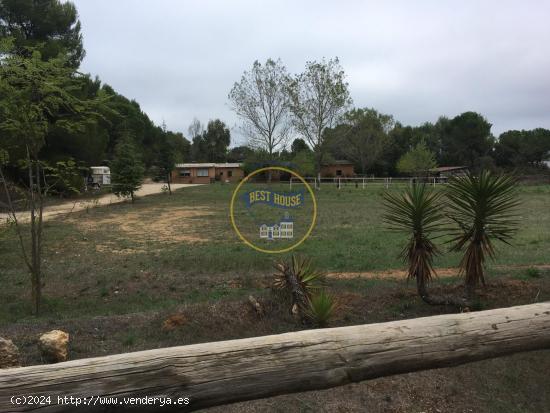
<box><xmin>0</xmin><ymin>183</ymin><xmax>201</xmax><ymax>224</ymax></box>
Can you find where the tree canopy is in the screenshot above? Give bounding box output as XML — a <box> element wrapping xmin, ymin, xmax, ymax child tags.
<box><xmin>287</xmin><ymin>57</ymin><xmax>352</xmax><ymax>178</ymax></box>
<box><xmin>229</xmin><ymin>58</ymin><xmax>291</xmax><ymax>156</ymax></box>
<box><xmin>396</xmin><ymin>141</ymin><xmax>437</xmax><ymax>176</ymax></box>
<box><xmin>0</xmin><ymin>0</ymin><xmax>84</xmax><ymax>67</ymax></box>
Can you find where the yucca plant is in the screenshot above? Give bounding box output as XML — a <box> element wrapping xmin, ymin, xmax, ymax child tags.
<box><xmin>305</xmin><ymin>290</ymin><xmax>337</xmax><ymax>327</ymax></box>
<box><xmin>273</xmin><ymin>255</ymin><xmax>325</xmax><ymax>318</ymax></box>
<box><xmin>447</xmin><ymin>171</ymin><xmax>519</xmax><ymax>300</ymax></box>
<box><xmin>383</xmin><ymin>183</ymin><xmax>446</xmax><ymax>304</ymax></box>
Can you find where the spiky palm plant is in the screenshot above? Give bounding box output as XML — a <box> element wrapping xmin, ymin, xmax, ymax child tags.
<box><xmin>306</xmin><ymin>290</ymin><xmax>337</xmax><ymax>327</ymax></box>
<box><xmin>383</xmin><ymin>183</ymin><xmax>445</xmax><ymax>304</ymax></box>
<box><xmin>447</xmin><ymin>171</ymin><xmax>519</xmax><ymax>299</ymax></box>
<box><xmin>273</xmin><ymin>255</ymin><xmax>325</xmax><ymax>318</ymax></box>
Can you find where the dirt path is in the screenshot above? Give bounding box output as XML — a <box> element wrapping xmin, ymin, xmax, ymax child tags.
<box><xmin>327</xmin><ymin>263</ymin><xmax>550</xmax><ymax>280</ymax></box>
<box><xmin>0</xmin><ymin>183</ymin><xmax>202</xmax><ymax>224</ymax></box>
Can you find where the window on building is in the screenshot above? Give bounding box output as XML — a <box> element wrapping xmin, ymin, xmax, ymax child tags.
<box><xmin>197</xmin><ymin>168</ymin><xmax>209</xmax><ymax>177</ymax></box>
<box><xmin>179</xmin><ymin>169</ymin><xmax>191</xmax><ymax>177</ymax></box>
<box><xmin>336</xmin><ymin>169</ymin><xmax>342</xmax><ymax>176</ymax></box>
<box><xmin>228</xmin><ymin>170</ymin><xmax>233</xmax><ymax>177</ymax></box>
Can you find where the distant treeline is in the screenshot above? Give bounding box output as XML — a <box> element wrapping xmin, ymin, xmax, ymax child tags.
<box><xmin>1</xmin><ymin>1</ymin><xmax>548</xmax><ymax>180</ymax></box>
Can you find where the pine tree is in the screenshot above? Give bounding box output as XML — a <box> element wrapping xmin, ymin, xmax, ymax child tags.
<box><xmin>111</xmin><ymin>136</ymin><xmax>145</xmax><ymax>202</ymax></box>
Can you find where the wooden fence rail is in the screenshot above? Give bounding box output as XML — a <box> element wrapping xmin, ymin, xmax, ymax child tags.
<box><xmin>1</xmin><ymin>302</ymin><xmax>549</xmax><ymax>412</ymax></box>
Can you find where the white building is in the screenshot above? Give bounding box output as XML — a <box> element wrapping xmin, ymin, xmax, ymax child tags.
<box><xmin>90</xmin><ymin>166</ymin><xmax>111</xmax><ymax>187</ymax></box>
<box><xmin>259</xmin><ymin>217</ymin><xmax>294</xmax><ymax>240</ymax></box>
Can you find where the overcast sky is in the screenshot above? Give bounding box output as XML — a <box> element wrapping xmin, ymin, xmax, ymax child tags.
<box><xmin>73</xmin><ymin>0</ymin><xmax>550</xmax><ymax>144</ymax></box>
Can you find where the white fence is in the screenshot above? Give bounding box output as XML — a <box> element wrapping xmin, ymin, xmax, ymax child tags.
<box><xmin>289</xmin><ymin>176</ymin><xmax>446</xmax><ymax>190</ymax></box>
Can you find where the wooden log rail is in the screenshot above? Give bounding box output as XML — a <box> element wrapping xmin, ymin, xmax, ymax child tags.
<box><xmin>1</xmin><ymin>302</ymin><xmax>549</xmax><ymax>412</ymax></box>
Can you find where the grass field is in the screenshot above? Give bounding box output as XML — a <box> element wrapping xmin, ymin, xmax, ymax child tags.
<box><xmin>1</xmin><ymin>182</ymin><xmax>549</xmax><ymax>412</ymax></box>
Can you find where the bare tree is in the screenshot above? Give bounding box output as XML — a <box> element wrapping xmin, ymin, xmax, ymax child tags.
<box><xmin>188</xmin><ymin>117</ymin><xmax>203</xmax><ymax>140</ymax></box>
<box><xmin>287</xmin><ymin>58</ymin><xmax>352</xmax><ymax>185</ymax></box>
<box><xmin>229</xmin><ymin>59</ymin><xmax>291</xmax><ymax>157</ymax></box>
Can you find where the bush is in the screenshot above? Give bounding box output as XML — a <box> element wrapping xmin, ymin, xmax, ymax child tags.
<box><xmin>306</xmin><ymin>290</ymin><xmax>337</xmax><ymax>327</ymax></box>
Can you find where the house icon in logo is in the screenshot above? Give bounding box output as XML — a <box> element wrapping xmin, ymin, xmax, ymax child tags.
<box><xmin>259</xmin><ymin>213</ymin><xmax>294</xmax><ymax>240</ymax></box>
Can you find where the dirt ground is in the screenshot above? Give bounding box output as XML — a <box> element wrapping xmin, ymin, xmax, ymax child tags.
<box><xmin>72</xmin><ymin>206</ymin><xmax>215</xmax><ymax>254</ymax></box>
<box><xmin>1</xmin><ymin>184</ymin><xmax>549</xmax><ymax>412</ymax></box>
<box><xmin>2</xmin><ymin>277</ymin><xmax>549</xmax><ymax>413</ymax></box>
<box><xmin>0</xmin><ymin>183</ymin><xmax>201</xmax><ymax>224</ymax></box>
<box><xmin>327</xmin><ymin>264</ymin><xmax>550</xmax><ymax>280</ymax></box>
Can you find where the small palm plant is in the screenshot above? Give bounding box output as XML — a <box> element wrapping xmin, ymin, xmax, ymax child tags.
<box><xmin>447</xmin><ymin>171</ymin><xmax>519</xmax><ymax>300</ymax></box>
<box><xmin>273</xmin><ymin>255</ymin><xmax>326</xmax><ymax>319</ymax></box>
<box><xmin>383</xmin><ymin>183</ymin><xmax>446</xmax><ymax>304</ymax></box>
<box><xmin>306</xmin><ymin>290</ymin><xmax>337</xmax><ymax>327</ymax></box>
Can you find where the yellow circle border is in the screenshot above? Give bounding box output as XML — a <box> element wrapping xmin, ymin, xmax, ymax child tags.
<box><xmin>230</xmin><ymin>166</ymin><xmax>317</xmax><ymax>254</ymax></box>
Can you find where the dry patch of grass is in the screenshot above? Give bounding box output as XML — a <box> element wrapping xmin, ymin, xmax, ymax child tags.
<box><xmin>328</xmin><ymin>264</ymin><xmax>550</xmax><ymax>280</ymax></box>
<box><xmin>70</xmin><ymin>207</ymin><xmax>215</xmax><ymax>254</ymax></box>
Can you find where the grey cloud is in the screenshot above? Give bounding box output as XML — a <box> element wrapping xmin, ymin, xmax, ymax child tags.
<box><xmin>73</xmin><ymin>0</ymin><xmax>550</xmax><ymax>142</ymax></box>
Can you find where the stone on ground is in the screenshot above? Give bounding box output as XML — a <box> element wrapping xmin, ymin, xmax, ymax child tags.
<box><xmin>0</xmin><ymin>337</ymin><xmax>21</xmax><ymax>369</ymax></box>
<box><xmin>39</xmin><ymin>330</ymin><xmax>69</xmax><ymax>363</ymax></box>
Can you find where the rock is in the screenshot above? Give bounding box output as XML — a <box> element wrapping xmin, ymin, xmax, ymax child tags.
<box><xmin>0</xmin><ymin>337</ymin><xmax>21</xmax><ymax>369</ymax></box>
<box><xmin>162</xmin><ymin>314</ymin><xmax>187</xmax><ymax>331</ymax></box>
<box><xmin>39</xmin><ymin>330</ymin><xmax>69</xmax><ymax>363</ymax></box>
<box><xmin>248</xmin><ymin>295</ymin><xmax>264</xmax><ymax>316</ymax></box>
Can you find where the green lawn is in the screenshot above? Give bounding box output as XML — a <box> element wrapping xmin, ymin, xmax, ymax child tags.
<box><xmin>1</xmin><ymin>182</ymin><xmax>550</xmax><ymax>412</ymax></box>
<box><xmin>1</xmin><ymin>182</ymin><xmax>549</xmax><ymax>323</ymax></box>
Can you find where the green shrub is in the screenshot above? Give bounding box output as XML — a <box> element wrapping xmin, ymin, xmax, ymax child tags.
<box><xmin>306</xmin><ymin>290</ymin><xmax>337</xmax><ymax>327</ymax></box>
<box><xmin>273</xmin><ymin>255</ymin><xmax>326</xmax><ymax>314</ymax></box>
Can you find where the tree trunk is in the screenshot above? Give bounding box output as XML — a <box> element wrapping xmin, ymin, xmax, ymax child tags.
<box><xmin>31</xmin><ymin>269</ymin><xmax>41</xmax><ymax>315</ymax></box>
<box><xmin>464</xmin><ymin>242</ymin><xmax>484</xmax><ymax>302</ymax></box>
<box><xmin>315</xmin><ymin>150</ymin><xmax>322</xmax><ymax>189</ymax></box>
<box><xmin>166</xmin><ymin>173</ymin><xmax>172</xmax><ymax>195</ymax></box>
<box><xmin>416</xmin><ymin>276</ymin><xmax>468</xmax><ymax>307</ymax></box>
<box><xmin>1</xmin><ymin>303</ymin><xmax>549</xmax><ymax>412</ymax></box>
<box><xmin>27</xmin><ymin>152</ymin><xmax>43</xmax><ymax>315</ymax></box>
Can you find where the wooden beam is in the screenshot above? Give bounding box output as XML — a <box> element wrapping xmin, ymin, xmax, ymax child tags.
<box><xmin>1</xmin><ymin>302</ymin><xmax>549</xmax><ymax>412</ymax></box>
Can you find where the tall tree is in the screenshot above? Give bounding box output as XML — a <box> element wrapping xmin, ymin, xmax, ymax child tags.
<box><xmin>0</xmin><ymin>0</ymin><xmax>84</xmax><ymax>67</ymax></box>
<box><xmin>192</xmin><ymin>119</ymin><xmax>230</xmax><ymax>162</ymax></box>
<box><xmin>494</xmin><ymin>128</ymin><xmax>550</xmax><ymax>169</ymax></box>
<box><xmin>155</xmin><ymin>133</ymin><xmax>176</xmax><ymax>195</ymax></box>
<box><xmin>330</xmin><ymin>108</ymin><xmax>394</xmax><ymax>174</ymax></box>
<box><xmin>188</xmin><ymin>117</ymin><xmax>203</xmax><ymax>141</ymax></box>
<box><xmin>290</xmin><ymin>138</ymin><xmax>309</xmax><ymax>155</ymax></box>
<box><xmin>229</xmin><ymin>58</ymin><xmax>291</xmax><ymax>157</ymax></box>
<box><xmin>441</xmin><ymin>112</ymin><xmax>494</xmax><ymax>168</ymax></box>
<box><xmin>111</xmin><ymin>135</ymin><xmax>145</xmax><ymax>203</ymax></box>
<box><xmin>287</xmin><ymin>58</ymin><xmax>352</xmax><ymax>184</ymax></box>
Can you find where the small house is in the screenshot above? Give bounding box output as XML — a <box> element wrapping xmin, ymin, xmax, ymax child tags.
<box><xmin>321</xmin><ymin>160</ymin><xmax>355</xmax><ymax>177</ymax></box>
<box><xmin>172</xmin><ymin>163</ymin><xmax>244</xmax><ymax>184</ymax></box>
